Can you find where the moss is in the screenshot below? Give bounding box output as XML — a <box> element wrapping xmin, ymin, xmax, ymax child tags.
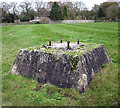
<box><xmin>26</xmin><ymin>48</ymin><xmax>35</xmax><ymax>51</ymax></box>
<box><xmin>70</xmin><ymin>56</ymin><xmax>80</xmax><ymax>70</ymax></box>
<box><xmin>21</xmin><ymin>42</ymin><xmax>103</xmax><ymax>57</ymax></box>
<box><xmin>55</xmin><ymin>59</ymin><xmax>60</xmax><ymax>62</ymax></box>
<box><xmin>19</xmin><ymin>49</ymin><xmax>26</xmax><ymax>55</ymax></box>
<box><xmin>70</xmin><ymin>67</ymin><xmax>74</xmax><ymax>71</ymax></box>
<box><xmin>52</xmin><ymin>55</ymin><xmax>55</xmax><ymax>62</ymax></box>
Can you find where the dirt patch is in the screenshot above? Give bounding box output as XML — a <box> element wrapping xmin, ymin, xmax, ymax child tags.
<box><xmin>110</xmin><ymin>99</ymin><xmax>120</xmax><ymax>107</ymax></box>
<box><xmin>8</xmin><ymin>33</ymin><xmax>14</xmax><ymax>36</ymax></box>
<box><xmin>33</xmin><ymin>84</ymin><xmax>44</xmax><ymax>91</ymax></box>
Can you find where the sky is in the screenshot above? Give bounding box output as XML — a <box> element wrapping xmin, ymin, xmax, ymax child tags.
<box><xmin>0</xmin><ymin>0</ymin><xmax>119</xmax><ymax>10</ymax></box>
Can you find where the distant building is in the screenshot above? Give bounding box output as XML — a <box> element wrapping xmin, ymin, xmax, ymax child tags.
<box><xmin>14</xmin><ymin>19</ymin><xmax>21</xmax><ymax>23</ymax></box>
<box><xmin>30</xmin><ymin>16</ymin><xmax>50</xmax><ymax>22</ymax></box>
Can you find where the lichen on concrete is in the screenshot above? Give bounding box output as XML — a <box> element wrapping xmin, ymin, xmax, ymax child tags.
<box><xmin>9</xmin><ymin>42</ymin><xmax>110</xmax><ymax>93</ymax></box>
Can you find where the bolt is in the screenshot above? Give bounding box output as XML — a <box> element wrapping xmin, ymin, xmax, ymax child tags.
<box><xmin>67</xmin><ymin>41</ymin><xmax>70</xmax><ymax>49</ymax></box>
<box><xmin>60</xmin><ymin>37</ymin><xmax>62</xmax><ymax>43</ymax></box>
<box><xmin>49</xmin><ymin>39</ymin><xmax>51</xmax><ymax>46</ymax></box>
<box><xmin>77</xmin><ymin>38</ymin><xmax>79</xmax><ymax>44</ymax></box>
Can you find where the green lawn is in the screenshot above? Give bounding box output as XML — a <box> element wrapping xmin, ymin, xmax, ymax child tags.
<box><xmin>2</xmin><ymin>22</ymin><xmax>119</xmax><ymax>106</ymax></box>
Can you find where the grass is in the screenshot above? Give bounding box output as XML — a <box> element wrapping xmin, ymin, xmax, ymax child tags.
<box><xmin>2</xmin><ymin>22</ymin><xmax>119</xmax><ymax>106</ymax></box>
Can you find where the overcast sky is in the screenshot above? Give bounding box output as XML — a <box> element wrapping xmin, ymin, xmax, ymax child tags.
<box><xmin>0</xmin><ymin>0</ymin><xmax>119</xmax><ymax>10</ymax></box>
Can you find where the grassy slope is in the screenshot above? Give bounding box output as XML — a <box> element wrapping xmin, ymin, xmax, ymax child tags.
<box><xmin>2</xmin><ymin>22</ymin><xmax>119</xmax><ymax>106</ymax></box>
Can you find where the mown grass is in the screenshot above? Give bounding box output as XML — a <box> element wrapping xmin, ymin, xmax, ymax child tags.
<box><xmin>2</xmin><ymin>22</ymin><xmax>119</xmax><ymax>106</ymax></box>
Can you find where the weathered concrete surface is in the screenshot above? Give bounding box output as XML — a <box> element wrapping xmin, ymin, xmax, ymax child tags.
<box><xmin>9</xmin><ymin>45</ymin><xmax>110</xmax><ymax>93</ymax></box>
<box><xmin>44</xmin><ymin>42</ymin><xmax>84</xmax><ymax>50</ymax></box>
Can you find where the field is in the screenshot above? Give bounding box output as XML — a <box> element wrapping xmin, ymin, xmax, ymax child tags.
<box><xmin>2</xmin><ymin>22</ymin><xmax>119</xmax><ymax>106</ymax></box>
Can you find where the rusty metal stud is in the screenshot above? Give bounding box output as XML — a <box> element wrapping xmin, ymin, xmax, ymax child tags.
<box><xmin>49</xmin><ymin>39</ymin><xmax>51</xmax><ymax>46</ymax></box>
<box><xmin>60</xmin><ymin>37</ymin><xmax>62</xmax><ymax>43</ymax></box>
<box><xmin>77</xmin><ymin>38</ymin><xmax>79</xmax><ymax>44</ymax></box>
<box><xmin>67</xmin><ymin>41</ymin><xmax>70</xmax><ymax>49</ymax></box>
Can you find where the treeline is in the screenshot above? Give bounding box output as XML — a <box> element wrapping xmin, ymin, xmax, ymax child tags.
<box><xmin>0</xmin><ymin>1</ymin><xmax>119</xmax><ymax>23</ymax></box>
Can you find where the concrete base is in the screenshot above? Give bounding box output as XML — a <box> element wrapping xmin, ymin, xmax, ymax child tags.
<box><xmin>9</xmin><ymin>43</ymin><xmax>110</xmax><ymax>93</ymax></box>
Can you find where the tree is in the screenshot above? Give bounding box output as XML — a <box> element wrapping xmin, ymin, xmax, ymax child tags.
<box><xmin>19</xmin><ymin>9</ymin><xmax>37</xmax><ymax>22</ymax></box>
<box><xmin>74</xmin><ymin>1</ymin><xmax>87</xmax><ymax>11</ymax></box>
<box><xmin>0</xmin><ymin>2</ymin><xmax>11</xmax><ymax>13</ymax></box>
<box><xmin>101</xmin><ymin>2</ymin><xmax>118</xmax><ymax>18</ymax></box>
<box><xmin>91</xmin><ymin>4</ymin><xmax>99</xmax><ymax>20</ymax></box>
<box><xmin>2</xmin><ymin>8</ymin><xmax>14</xmax><ymax>23</ymax></box>
<box><xmin>98</xmin><ymin>6</ymin><xmax>104</xmax><ymax>18</ymax></box>
<box><xmin>19</xmin><ymin>2</ymin><xmax>34</xmax><ymax>21</ymax></box>
<box><xmin>8</xmin><ymin>13</ymin><xmax>15</xmax><ymax>22</ymax></box>
<box><xmin>19</xmin><ymin>2</ymin><xmax>33</xmax><ymax>15</ymax></box>
<box><xmin>106</xmin><ymin>4</ymin><xmax>118</xmax><ymax>20</ymax></box>
<box><xmin>28</xmin><ymin>9</ymin><xmax>37</xmax><ymax>20</ymax></box>
<box><xmin>65</xmin><ymin>2</ymin><xmax>76</xmax><ymax>20</ymax></box>
<box><xmin>63</xmin><ymin>5</ymin><xmax>67</xmax><ymax>19</ymax></box>
<box><xmin>50</xmin><ymin>2</ymin><xmax>63</xmax><ymax>20</ymax></box>
<box><xmin>67</xmin><ymin>7</ymin><xmax>76</xmax><ymax>20</ymax></box>
<box><xmin>9</xmin><ymin>2</ymin><xmax>19</xmax><ymax>19</ymax></box>
<box><xmin>34</xmin><ymin>0</ymin><xmax>43</xmax><ymax>13</ymax></box>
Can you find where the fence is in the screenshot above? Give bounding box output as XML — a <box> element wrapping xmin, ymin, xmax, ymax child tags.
<box><xmin>1</xmin><ymin>20</ymin><xmax>95</xmax><ymax>26</ymax></box>
<box><xmin>49</xmin><ymin>20</ymin><xmax>94</xmax><ymax>24</ymax></box>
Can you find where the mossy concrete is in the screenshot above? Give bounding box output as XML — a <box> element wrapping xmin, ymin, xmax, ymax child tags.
<box><xmin>9</xmin><ymin>42</ymin><xmax>110</xmax><ymax>93</ymax></box>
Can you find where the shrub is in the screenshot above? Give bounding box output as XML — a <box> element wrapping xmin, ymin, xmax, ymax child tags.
<box><xmin>34</xmin><ymin>21</ymin><xmax>41</xmax><ymax>24</ymax></box>
<box><xmin>43</xmin><ymin>19</ymin><xmax>46</xmax><ymax>21</ymax></box>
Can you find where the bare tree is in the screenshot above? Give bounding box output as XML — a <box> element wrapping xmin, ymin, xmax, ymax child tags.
<box><xmin>34</xmin><ymin>0</ymin><xmax>43</xmax><ymax>13</ymax></box>
<box><xmin>73</xmin><ymin>1</ymin><xmax>87</xmax><ymax>11</ymax></box>
<box><xmin>45</xmin><ymin>2</ymin><xmax>51</xmax><ymax>11</ymax></box>
<box><xmin>0</xmin><ymin>2</ymin><xmax>11</xmax><ymax>13</ymax></box>
<box><xmin>67</xmin><ymin>7</ymin><xmax>76</xmax><ymax>20</ymax></box>
<box><xmin>63</xmin><ymin>2</ymin><xmax>76</xmax><ymax>20</ymax></box>
<box><xmin>34</xmin><ymin>1</ymin><xmax>50</xmax><ymax>16</ymax></box>
<box><xmin>9</xmin><ymin>2</ymin><xmax>19</xmax><ymax>15</ymax></box>
<box><xmin>19</xmin><ymin>2</ymin><xmax>33</xmax><ymax>15</ymax></box>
